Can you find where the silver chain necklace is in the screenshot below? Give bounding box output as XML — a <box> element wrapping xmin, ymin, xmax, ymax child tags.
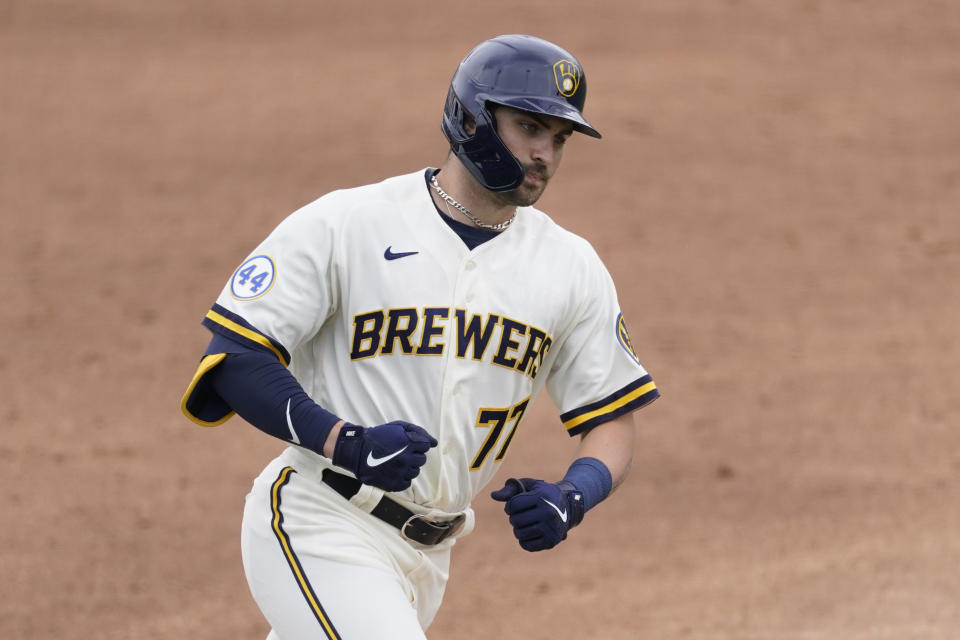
<box><xmin>430</xmin><ymin>175</ymin><xmax>516</xmax><ymax>231</ymax></box>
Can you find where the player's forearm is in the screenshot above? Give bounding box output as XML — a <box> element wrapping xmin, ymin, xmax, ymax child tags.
<box><xmin>574</xmin><ymin>411</ymin><xmax>637</xmax><ymax>492</ymax></box>
<box><xmin>207</xmin><ymin>351</ymin><xmax>342</xmax><ymax>456</ymax></box>
<box><xmin>546</xmin><ymin>413</ymin><xmax>635</xmax><ymax>517</ymax></box>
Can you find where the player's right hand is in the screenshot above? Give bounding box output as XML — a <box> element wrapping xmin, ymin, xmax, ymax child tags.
<box><xmin>332</xmin><ymin>421</ymin><xmax>438</xmax><ymax>492</ymax></box>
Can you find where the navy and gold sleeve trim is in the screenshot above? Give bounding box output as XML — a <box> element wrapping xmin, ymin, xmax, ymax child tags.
<box><xmin>180</xmin><ymin>353</ymin><xmax>234</xmax><ymax>426</ymax></box>
<box><xmin>561</xmin><ymin>374</ymin><xmax>659</xmax><ymax>436</ymax></box>
<box><xmin>180</xmin><ymin>304</ymin><xmax>290</xmax><ymax>427</ymax></box>
<box><xmin>202</xmin><ymin>304</ymin><xmax>291</xmax><ymax>365</ymax></box>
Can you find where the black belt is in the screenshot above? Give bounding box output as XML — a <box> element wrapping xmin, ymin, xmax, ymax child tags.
<box><xmin>321</xmin><ymin>468</ymin><xmax>465</xmax><ymax>546</ymax></box>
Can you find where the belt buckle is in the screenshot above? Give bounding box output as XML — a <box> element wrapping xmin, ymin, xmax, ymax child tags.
<box><xmin>401</xmin><ymin>513</ymin><xmax>466</xmax><ymax>546</ymax></box>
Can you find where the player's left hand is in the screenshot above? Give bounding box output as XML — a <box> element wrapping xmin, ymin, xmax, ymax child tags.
<box><xmin>490</xmin><ymin>477</ymin><xmax>585</xmax><ymax>552</ymax></box>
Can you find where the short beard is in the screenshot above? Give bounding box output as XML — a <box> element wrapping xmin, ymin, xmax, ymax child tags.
<box><xmin>495</xmin><ymin>164</ymin><xmax>549</xmax><ymax>207</ymax></box>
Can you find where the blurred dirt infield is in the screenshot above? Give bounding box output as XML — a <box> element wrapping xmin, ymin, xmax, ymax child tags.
<box><xmin>2</xmin><ymin>1</ymin><xmax>959</xmax><ymax>638</ymax></box>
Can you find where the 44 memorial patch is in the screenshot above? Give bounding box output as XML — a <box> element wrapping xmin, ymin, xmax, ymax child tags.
<box><xmin>231</xmin><ymin>255</ymin><xmax>276</xmax><ymax>300</ymax></box>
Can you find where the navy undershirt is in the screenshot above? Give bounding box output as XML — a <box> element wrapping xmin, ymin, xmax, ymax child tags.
<box><xmin>425</xmin><ymin>169</ymin><xmax>500</xmax><ymax>250</ymax></box>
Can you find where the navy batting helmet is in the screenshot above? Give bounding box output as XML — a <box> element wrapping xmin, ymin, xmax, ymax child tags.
<box><xmin>441</xmin><ymin>34</ymin><xmax>601</xmax><ymax>192</ymax></box>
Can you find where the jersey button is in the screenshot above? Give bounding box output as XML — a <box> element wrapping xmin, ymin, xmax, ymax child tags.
<box><xmin>465</xmin><ymin>261</ymin><xmax>476</xmax><ymax>271</ymax></box>
<box><xmin>465</xmin><ymin>292</ymin><xmax>474</xmax><ymax>303</ymax></box>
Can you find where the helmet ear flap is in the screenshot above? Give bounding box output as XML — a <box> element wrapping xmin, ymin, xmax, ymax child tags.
<box><xmin>442</xmin><ymin>90</ymin><xmax>525</xmax><ymax>192</ymax></box>
<box><xmin>442</xmin><ymin>89</ymin><xmax>467</xmax><ymax>142</ymax></box>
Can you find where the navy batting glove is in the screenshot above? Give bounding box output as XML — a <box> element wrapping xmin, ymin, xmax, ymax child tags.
<box><xmin>332</xmin><ymin>421</ymin><xmax>438</xmax><ymax>492</ymax></box>
<box><xmin>490</xmin><ymin>477</ymin><xmax>585</xmax><ymax>552</ymax></box>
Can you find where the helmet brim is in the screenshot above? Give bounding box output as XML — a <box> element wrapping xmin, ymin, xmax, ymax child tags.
<box><xmin>488</xmin><ymin>96</ymin><xmax>602</xmax><ymax>139</ymax></box>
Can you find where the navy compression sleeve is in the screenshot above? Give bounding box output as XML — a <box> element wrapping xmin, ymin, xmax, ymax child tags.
<box><xmin>206</xmin><ymin>350</ymin><xmax>341</xmax><ymax>454</ymax></box>
<box><xmin>561</xmin><ymin>457</ymin><xmax>613</xmax><ymax>511</ymax></box>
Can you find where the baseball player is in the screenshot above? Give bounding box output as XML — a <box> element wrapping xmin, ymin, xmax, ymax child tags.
<box><xmin>181</xmin><ymin>34</ymin><xmax>659</xmax><ymax>639</ymax></box>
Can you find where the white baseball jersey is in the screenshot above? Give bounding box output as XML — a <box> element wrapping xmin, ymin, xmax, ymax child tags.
<box><xmin>183</xmin><ymin>168</ymin><xmax>658</xmax><ymax>514</ymax></box>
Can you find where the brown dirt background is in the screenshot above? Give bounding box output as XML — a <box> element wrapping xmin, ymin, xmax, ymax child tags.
<box><xmin>3</xmin><ymin>1</ymin><xmax>959</xmax><ymax>638</ymax></box>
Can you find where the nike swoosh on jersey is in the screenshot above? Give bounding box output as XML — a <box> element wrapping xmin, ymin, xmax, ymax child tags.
<box><xmin>285</xmin><ymin>398</ymin><xmax>301</xmax><ymax>445</ymax></box>
<box><xmin>384</xmin><ymin>246</ymin><xmax>419</xmax><ymax>260</ymax></box>
<box><xmin>541</xmin><ymin>498</ymin><xmax>568</xmax><ymax>523</ymax></box>
<box><xmin>367</xmin><ymin>446</ymin><xmax>408</xmax><ymax>467</ymax></box>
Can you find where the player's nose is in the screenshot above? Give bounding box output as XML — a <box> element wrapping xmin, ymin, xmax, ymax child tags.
<box><xmin>529</xmin><ymin>136</ymin><xmax>558</xmax><ymax>168</ymax></box>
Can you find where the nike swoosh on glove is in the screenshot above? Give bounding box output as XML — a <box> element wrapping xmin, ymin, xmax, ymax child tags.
<box><xmin>332</xmin><ymin>421</ymin><xmax>438</xmax><ymax>492</ymax></box>
<box><xmin>490</xmin><ymin>477</ymin><xmax>585</xmax><ymax>552</ymax></box>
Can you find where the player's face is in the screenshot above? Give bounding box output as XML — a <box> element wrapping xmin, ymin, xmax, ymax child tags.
<box><xmin>492</xmin><ymin>107</ymin><xmax>573</xmax><ymax>207</ymax></box>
